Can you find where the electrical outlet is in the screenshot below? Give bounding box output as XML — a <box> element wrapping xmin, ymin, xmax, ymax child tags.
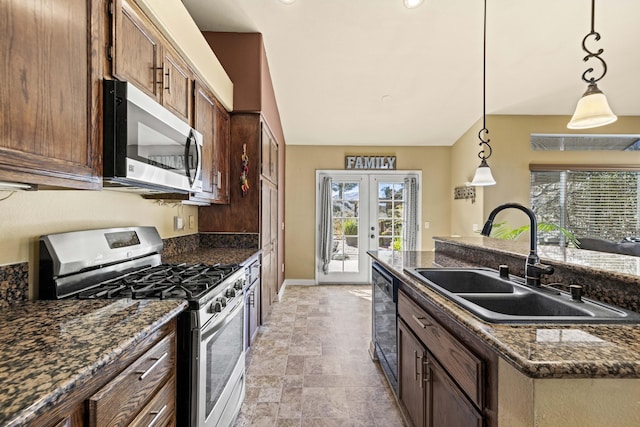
<box><xmin>472</xmin><ymin>223</ymin><xmax>479</xmax><ymax>231</ymax></box>
<box><xmin>424</xmin><ymin>221</ymin><xmax>430</xmax><ymax>229</ymax></box>
<box><xmin>189</xmin><ymin>215</ymin><xmax>195</xmax><ymax>229</ymax></box>
<box><xmin>174</xmin><ymin>216</ymin><xmax>184</xmax><ymax>231</ymax></box>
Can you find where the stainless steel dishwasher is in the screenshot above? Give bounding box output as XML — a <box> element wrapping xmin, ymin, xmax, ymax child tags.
<box><xmin>372</xmin><ymin>262</ymin><xmax>398</xmax><ymax>393</ymax></box>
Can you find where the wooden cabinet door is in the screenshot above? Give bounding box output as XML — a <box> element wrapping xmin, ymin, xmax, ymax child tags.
<box><xmin>398</xmin><ymin>319</ymin><xmax>426</xmax><ymax>427</ymax></box>
<box><xmin>260</xmin><ymin>121</ymin><xmax>277</xmax><ymax>183</ymax></box>
<box><xmin>0</xmin><ymin>0</ymin><xmax>101</xmax><ymax>189</ymax></box>
<box><xmin>193</xmin><ymin>81</ymin><xmax>215</xmax><ymax>196</ymax></box>
<box><xmin>260</xmin><ymin>250</ymin><xmax>273</xmax><ymax>322</ymax></box>
<box><xmin>426</xmin><ymin>355</ymin><xmax>483</xmax><ymax>427</ymax></box>
<box><xmin>261</xmin><ymin>181</ymin><xmax>272</xmax><ymax>248</ymax></box>
<box><xmin>270</xmin><ymin>138</ymin><xmax>278</xmax><ymax>183</ymax></box>
<box><xmin>112</xmin><ymin>0</ymin><xmax>161</xmax><ymax>101</ymax></box>
<box><xmin>161</xmin><ymin>45</ymin><xmax>192</xmax><ymax>123</ymax></box>
<box><xmin>247</xmin><ymin>282</ymin><xmax>260</xmax><ymax>347</ymax></box>
<box><xmin>213</xmin><ymin>104</ymin><xmax>230</xmax><ymax>204</ymax></box>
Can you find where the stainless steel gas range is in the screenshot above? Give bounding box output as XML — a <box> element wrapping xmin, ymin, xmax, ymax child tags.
<box><xmin>38</xmin><ymin>226</ymin><xmax>246</xmax><ymax>427</ymax></box>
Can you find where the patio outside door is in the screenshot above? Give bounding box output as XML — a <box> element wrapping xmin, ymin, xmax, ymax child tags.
<box><xmin>316</xmin><ymin>171</ymin><xmax>420</xmax><ymax>284</ymax></box>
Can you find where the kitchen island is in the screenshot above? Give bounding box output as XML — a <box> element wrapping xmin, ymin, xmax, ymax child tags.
<box><xmin>0</xmin><ymin>299</ymin><xmax>186</xmax><ymax>427</ymax></box>
<box><xmin>370</xmin><ymin>237</ymin><xmax>640</xmax><ymax>427</ymax></box>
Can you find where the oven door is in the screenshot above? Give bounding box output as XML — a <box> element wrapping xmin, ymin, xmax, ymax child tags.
<box><xmin>198</xmin><ymin>297</ymin><xmax>246</xmax><ymax>427</ymax></box>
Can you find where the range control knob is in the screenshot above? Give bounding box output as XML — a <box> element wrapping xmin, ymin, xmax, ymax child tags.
<box><xmin>225</xmin><ymin>288</ymin><xmax>237</xmax><ymax>298</ymax></box>
<box><xmin>234</xmin><ymin>279</ymin><xmax>245</xmax><ymax>290</ymax></box>
<box><xmin>210</xmin><ymin>301</ymin><xmax>223</xmax><ymax>313</ymax></box>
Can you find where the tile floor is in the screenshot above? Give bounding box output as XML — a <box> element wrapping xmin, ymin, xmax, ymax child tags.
<box><xmin>234</xmin><ymin>285</ymin><xmax>406</xmax><ymax>427</ymax></box>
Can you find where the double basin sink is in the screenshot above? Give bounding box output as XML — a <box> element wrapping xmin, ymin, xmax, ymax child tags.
<box><xmin>404</xmin><ymin>268</ymin><xmax>640</xmax><ymax>324</ymax></box>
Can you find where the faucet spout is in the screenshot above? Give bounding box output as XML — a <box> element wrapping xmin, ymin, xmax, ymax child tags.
<box><xmin>480</xmin><ymin>203</ymin><xmax>554</xmax><ymax>287</ymax></box>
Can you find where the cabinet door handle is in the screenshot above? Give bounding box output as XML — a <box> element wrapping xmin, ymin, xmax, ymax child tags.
<box><xmin>164</xmin><ymin>67</ymin><xmax>171</xmax><ymax>93</ymax></box>
<box><xmin>411</xmin><ymin>314</ymin><xmax>430</xmax><ymax>329</ymax></box>
<box><xmin>136</xmin><ymin>352</ymin><xmax>168</xmax><ymax>381</ymax></box>
<box><xmin>423</xmin><ymin>358</ymin><xmax>431</xmax><ymax>385</ymax></box>
<box><xmin>415</xmin><ymin>351</ymin><xmax>424</xmax><ymax>388</ymax></box>
<box><xmin>147</xmin><ymin>404</ymin><xmax>167</xmax><ymax>427</ymax></box>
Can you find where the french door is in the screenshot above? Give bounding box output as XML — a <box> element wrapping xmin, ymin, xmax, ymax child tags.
<box><xmin>316</xmin><ymin>171</ymin><xmax>420</xmax><ymax>283</ymax></box>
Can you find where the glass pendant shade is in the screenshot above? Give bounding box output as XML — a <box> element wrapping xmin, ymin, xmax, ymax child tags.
<box><xmin>470</xmin><ymin>159</ymin><xmax>496</xmax><ymax>186</ymax></box>
<box><xmin>404</xmin><ymin>0</ymin><xmax>424</xmax><ymax>8</ymax></box>
<box><xmin>567</xmin><ymin>83</ymin><xmax>617</xmax><ymax>129</ymax></box>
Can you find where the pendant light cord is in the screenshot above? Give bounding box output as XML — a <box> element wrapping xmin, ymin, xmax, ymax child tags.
<box><xmin>477</xmin><ymin>0</ymin><xmax>492</xmax><ymax>161</ymax></box>
<box><xmin>483</xmin><ymin>0</ymin><xmax>486</xmax><ymax>131</ymax></box>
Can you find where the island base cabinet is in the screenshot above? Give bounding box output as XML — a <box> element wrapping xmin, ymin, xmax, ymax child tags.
<box><xmin>398</xmin><ymin>319</ymin><xmax>426</xmax><ymax>427</ymax></box>
<box><xmin>398</xmin><ymin>291</ymin><xmax>485</xmax><ymax>427</ymax></box>
<box><xmin>87</xmin><ymin>331</ymin><xmax>176</xmax><ymax>427</ymax></box>
<box><xmin>428</xmin><ymin>356</ymin><xmax>483</xmax><ymax>427</ymax></box>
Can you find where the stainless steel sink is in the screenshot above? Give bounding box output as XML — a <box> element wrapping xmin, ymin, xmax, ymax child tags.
<box><xmin>404</xmin><ymin>267</ymin><xmax>640</xmax><ymax>324</ymax></box>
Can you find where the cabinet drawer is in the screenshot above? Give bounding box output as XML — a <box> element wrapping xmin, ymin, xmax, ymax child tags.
<box><xmin>88</xmin><ymin>332</ymin><xmax>176</xmax><ymax>427</ymax></box>
<box><xmin>398</xmin><ymin>292</ymin><xmax>483</xmax><ymax>407</ymax></box>
<box><xmin>129</xmin><ymin>375</ymin><xmax>176</xmax><ymax>427</ymax></box>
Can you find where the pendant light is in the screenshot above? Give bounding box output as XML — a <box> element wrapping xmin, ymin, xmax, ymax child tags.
<box><xmin>470</xmin><ymin>0</ymin><xmax>496</xmax><ymax>187</ymax></box>
<box><xmin>567</xmin><ymin>0</ymin><xmax>617</xmax><ymax>129</ymax></box>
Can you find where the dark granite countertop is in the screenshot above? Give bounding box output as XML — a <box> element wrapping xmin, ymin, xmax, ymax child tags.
<box><xmin>0</xmin><ymin>299</ymin><xmax>186</xmax><ymax>427</ymax></box>
<box><xmin>369</xmin><ymin>249</ymin><xmax>640</xmax><ymax>379</ymax></box>
<box><xmin>163</xmin><ymin>247</ymin><xmax>259</xmax><ymax>266</ymax></box>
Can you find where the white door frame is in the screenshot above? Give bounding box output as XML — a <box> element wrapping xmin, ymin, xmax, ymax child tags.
<box><xmin>315</xmin><ymin>169</ymin><xmax>422</xmax><ymax>284</ymax></box>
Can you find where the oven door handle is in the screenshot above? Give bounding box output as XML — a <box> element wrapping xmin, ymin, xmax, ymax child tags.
<box><xmin>201</xmin><ymin>298</ymin><xmax>243</xmax><ymax>342</ymax></box>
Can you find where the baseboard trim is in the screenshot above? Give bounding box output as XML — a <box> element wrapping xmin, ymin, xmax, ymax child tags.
<box><xmin>282</xmin><ymin>279</ymin><xmax>317</xmax><ymax>287</ymax></box>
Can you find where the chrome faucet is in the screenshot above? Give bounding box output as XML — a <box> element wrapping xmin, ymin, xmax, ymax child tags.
<box><xmin>480</xmin><ymin>203</ymin><xmax>554</xmax><ymax>287</ymax></box>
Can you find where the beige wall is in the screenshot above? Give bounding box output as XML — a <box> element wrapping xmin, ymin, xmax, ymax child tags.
<box><xmin>0</xmin><ymin>190</ymin><xmax>198</xmax><ymax>296</ymax></box>
<box><xmin>450</xmin><ymin>115</ymin><xmax>640</xmax><ymax>234</ymax></box>
<box><xmin>450</xmin><ymin>117</ymin><xmax>486</xmax><ymax>236</ymax></box>
<box><xmin>284</xmin><ymin>145</ymin><xmax>451</xmax><ymax>280</ymax></box>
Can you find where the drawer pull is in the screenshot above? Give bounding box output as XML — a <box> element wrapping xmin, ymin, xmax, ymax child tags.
<box><xmin>411</xmin><ymin>314</ymin><xmax>430</xmax><ymax>329</ymax></box>
<box><xmin>148</xmin><ymin>404</ymin><xmax>167</xmax><ymax>427</ymax></box>
<box><xmin>136</xmin><ymin>352</ymin><xmax>168</xmax><ymax>381</ymax></box>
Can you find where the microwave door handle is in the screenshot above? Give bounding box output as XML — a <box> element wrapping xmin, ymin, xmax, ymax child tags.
<box><xmin>194</xmin><ymin>137</ymin><xmax>202</xmax><ymax>186</ymax></box>
<box><xmin>184</xmin><ymin>131</ymin><xmax>201</xmax><ymax>186</ymax></box>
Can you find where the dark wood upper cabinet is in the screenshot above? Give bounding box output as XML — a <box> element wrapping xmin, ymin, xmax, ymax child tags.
<box><xmin>192</xmin><ymin>79</ymin><xmax>229</xmax><ymax>205</ymax></box>
<box><xmin>110</xmin><ymin>0</ymin><xmax>192</xmax><ymax>124</ymax></box>
<box><xmin>213</xmin><ymin>103</ymin><xmax>230</xmax><ymax>204</ymax></box>
<box><xmin>193</xmin><ymin>80</ymin><xmax>216</xmax><ymax>196</ymax></box>
<box><xmin>0</xmin><ymin>0</ymin><xmax>102</xmax><ymax>189</ymax></box>
<box><xmin>111</xmin><ymin>0</ymin><xmax>161</xmax><ymax>101</ymax></box>
<box><xmin>161</xmin><ymin>44</ymin><xmax>192</xmax><ymax>123</ymax></box>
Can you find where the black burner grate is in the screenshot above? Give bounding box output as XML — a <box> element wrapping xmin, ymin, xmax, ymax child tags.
<box><xmin>77</xmin><ymin>263</ymin><xmax>240</xmax><ymax>301</ymax></box>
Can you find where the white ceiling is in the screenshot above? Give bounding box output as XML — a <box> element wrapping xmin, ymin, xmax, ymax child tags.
<box><xmin>182</xmin><ymin>0</ymin><xmax>640</xmax><ymax>146</ymax></box>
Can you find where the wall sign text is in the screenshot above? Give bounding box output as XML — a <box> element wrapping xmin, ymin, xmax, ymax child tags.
<box><xmin>345</xmin><ymin>155</ymin><xmax>396</xmax><ymax>170</ymax></box>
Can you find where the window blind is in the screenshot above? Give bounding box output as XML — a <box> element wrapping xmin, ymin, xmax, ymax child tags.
<box><xmin>531</xmin><ymin>170</ymin><xmax>640</xmax><ymax>244</ymax></box>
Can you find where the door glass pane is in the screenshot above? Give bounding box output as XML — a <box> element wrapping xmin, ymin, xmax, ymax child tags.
<box><xmin>376</xmin><ymin>181</ymin><xmax>404</xmax><ymax>251</ymax></box>
<box><xmin>329</xmin><ymin>181</ymin><xmax>360</xmax><ymax>273</ymax></box>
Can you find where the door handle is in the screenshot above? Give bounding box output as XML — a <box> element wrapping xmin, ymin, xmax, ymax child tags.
<box><xmin>370</xmin><ymin>234</ymin><xmax>375</xmax><ymax>239</ymax></box>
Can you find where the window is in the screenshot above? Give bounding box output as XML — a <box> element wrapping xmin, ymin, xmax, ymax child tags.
<box><xmin>530</xmin><ymin>134</ymin><xmax>640</xmax><ymax>151</ymax></box>
<box><xmin>530</xmin><ymin>169</ymin><xmax>640</xmax><ymax>245</ymax></box>
<box><xmin>376</xmin><ymin>182</ymin><xmax>405</xmax><ymax>251</ymax></box>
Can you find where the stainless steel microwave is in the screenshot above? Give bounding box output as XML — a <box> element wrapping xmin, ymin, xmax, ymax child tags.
<box><xmin>103</xmin><ymin>79</ymin><xmax>203</xmax><ymax>194</ymax></box>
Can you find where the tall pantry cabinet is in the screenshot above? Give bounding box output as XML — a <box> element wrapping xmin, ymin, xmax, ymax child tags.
<box><xmin>199</xmin><ymin>32</ymin><xmax>286</xmax><ymax>324</ymax></box>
